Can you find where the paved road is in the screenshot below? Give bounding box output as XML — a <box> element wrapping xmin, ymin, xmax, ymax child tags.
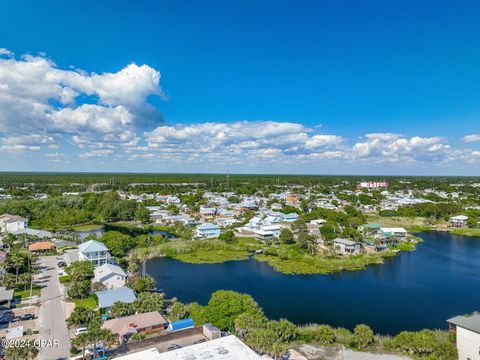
<box><xmin>38</xmin><ymin>256</ymin><xmax>70</xmax><ymax>360</ymax></box>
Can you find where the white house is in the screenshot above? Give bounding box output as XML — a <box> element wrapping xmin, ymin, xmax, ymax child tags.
<box><xmin>0</xmin><ymin>214</ymin><xmax>28</xmax><ymax>233</ymax></box>
<box><xmin>449</xmin><ymin>215</ymin><xmax>469</xmax><ymax>228</ymax></box>
<box><xmin>195</xmin><ymin>223</ymin><xmax>221</xmax><ymax>238</ymax></box>
<box><xmin>78</xmin><ymin>240</ymin><xmax>111</xmax><ymax>268</ymax></box>
<box><xmin>93</xmin><ymin>263</ymin><xmax>127</xmax><ymax>290</ymax></box>
<box><xmin>447</xmin><ymin>314</ymin><xmax>480</xmax><ymax>360</ymax></box>
<box><xmin>333</xmin><ymin>238</ymin><xmax>361</xmax><ymax>255</ymax></box>
<box><xmin>199</xmin><ymin>206</ymin><xmax>216</xmax><ymax>217</ymax></box>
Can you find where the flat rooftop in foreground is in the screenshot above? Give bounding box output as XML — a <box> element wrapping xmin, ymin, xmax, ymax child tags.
<box><xmin>115</xmin><ymin>335</ymin><xmax>263</xmax><ymax>360</ymax></box>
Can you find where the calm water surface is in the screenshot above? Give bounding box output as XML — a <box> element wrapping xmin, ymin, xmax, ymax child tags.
<box><xmin>146</xmin><ymin>232</ymin><xmax>480</xmax><ymax>334</ymax></box>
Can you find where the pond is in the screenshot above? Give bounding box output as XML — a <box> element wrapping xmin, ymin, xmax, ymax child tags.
<box><xmin>146</xmin><ymin>232</ymin><xmax>480</xmax><ymax>335</ymax></box>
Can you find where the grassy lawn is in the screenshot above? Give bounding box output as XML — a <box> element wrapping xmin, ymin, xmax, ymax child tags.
<box><xmin>174</xmin><ymin>249</ymin><xmax>251</xmax><ymax>263</ymax></box>
<box><xmin>450</xmin><ymin>228</ymin><xmax>480</xmax><ymax>237</ymax></box>
<box><xmin>255</xmin><ymin>252</ymin><xmax>387</xmax><ymax>275</ymax></box>
<box><xmin>366</xmin><ymin>214</ymin><xmax>433</xmax><ymax>232</ymax></box>
<box><xmin>72</xmin><ymin>224</ymin><xmax>104</xmax><ymax>231</ymax></box>
<box><xmin>59</xmin><ymin>275</ymin><xmax>71</xmax><ymax>284</ymax></box>
<box><xmin>14</xmin><ymin>286</ymin><xmax>41</xmax><ymax>300</ymax></box>
<box><xmin>74</xmin><ymin>295</ymin><xmax>98</xmax><ymax>309</ymax></box>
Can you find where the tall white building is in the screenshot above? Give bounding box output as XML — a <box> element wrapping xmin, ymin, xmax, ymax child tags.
<box><xmin>78</xmin><ymin>240</ymin><xmax>111</xmax><ymax>267</ymax></box>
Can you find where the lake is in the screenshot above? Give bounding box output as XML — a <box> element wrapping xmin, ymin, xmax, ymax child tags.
<box><xmin>146</xmin><ymin>232</ymin><xmax>480</xmax><ymax>335</ymax></box>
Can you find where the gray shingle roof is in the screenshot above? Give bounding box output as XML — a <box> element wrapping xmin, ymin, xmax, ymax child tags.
<box><xmin>447</xmin><ymin>314</ymin><xmax>480</xmax><ymax>334</ymax></box>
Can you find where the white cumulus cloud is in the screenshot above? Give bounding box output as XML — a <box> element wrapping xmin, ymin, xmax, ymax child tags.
<box><xmin>0</xmin><ymin>49</ymin><xmax>163</xmax><ymax>153</ymax></box>
<box><xmin>463</xmin><ymin>134</ymin><xmax>480</xmax><ymax>143</ymax></box>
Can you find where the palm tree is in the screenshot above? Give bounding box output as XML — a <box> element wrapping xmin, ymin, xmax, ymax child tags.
<box><xmin>5</xmin><ymin>344</ymin><xmax>38</xmax><ymax>360</ymax></box>
<box><xmin>5</xmin><ymin>251</ymin><xmax>26</xmax><ymax>282</ymax></box>
<box><xmin>98</xmin><ymin>328</ymin><xmax>116</xmax><ymax>357</ymax></box>
<box><xmin>73</xmin><ymin>332</ymin><xmax>91</xmax><ymax>360</ymax></box>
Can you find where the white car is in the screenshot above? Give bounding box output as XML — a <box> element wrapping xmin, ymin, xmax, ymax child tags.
<box><xmin>75</xmin><ymin>327</ymin><xmax>88</xmax><ymax>336</ymax></box>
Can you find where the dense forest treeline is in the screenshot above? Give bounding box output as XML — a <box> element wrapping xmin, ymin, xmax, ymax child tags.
<box><xmin>1</xmin><ymin>172</ymin><xmax>480</xmax><ymax>196</ymax></box>
<box><xmin>0</xmin><ymin>192</ymin><xmax>149</xmax><ymax>229</ymax></box>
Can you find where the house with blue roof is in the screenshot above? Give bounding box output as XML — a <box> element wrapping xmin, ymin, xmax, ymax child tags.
<box><xmin>78</xmin><ymin>240</ymin><xmax>110</xmax><ymax>267</ymax></box>
<box><xmin>195</xmin><ymin>223</ymin><xmax>221</xmax><ymax>239</ymax></box>
<box><xmin>95</xmin><ymin>286</ymin><xmax>137</xmax><ymax>311</ymax></box>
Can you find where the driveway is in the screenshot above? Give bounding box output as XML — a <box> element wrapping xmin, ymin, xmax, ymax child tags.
<box><xmin>38</xmin><ymin>256</ymin><xmax>70</xmax><ymax>360</ymax></box>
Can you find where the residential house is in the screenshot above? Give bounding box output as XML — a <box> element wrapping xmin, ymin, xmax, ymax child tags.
<box><xmin>195</xmin><ymin>223</ymin><xmax>221</xmax><ymax>238</ymax></box>
<box><xmin>28</xmin><ymin>241</ymin><xmax>56</xmax><ymax>253</ymax></box>
<box><xmin>333</xmin><ymin>238</ymin><xmax>361</xmax><ymax>255</ymax></box>
<box><xmin>244</xmin><ymin>216</ymin><xmax>263</xmax><ymax>231</ymax></box>
<box><xmin>378</xmin><ymin>227</ymin><xmax>408</xmax><ymax>243</ymax></box>
<box><xmin>102</xmin><ymin>311</ymin><xmax>168</xmax><ymax>342</ymax></box>
<box><xmin>94</xmin><ymin>263</ymin><xmax>127</xmax><ymax>290</ymax></box>
<box><xmin>449</xmin><ymin>215</ymin><xmax>469</xmax><ymax>228</ymax></box>
<box><xmin>12</xmin><ymin>228</ymin><xmax>53</xmax><ymax>238</ymax></box>
<box><xmin>78</xmin><ymin>240</ymin><xmax>111</xmax><ymax>267</ymax></box>
<box><xmin>199</xmin><ymin>206</ymin><xmax>216</xmax><ymax>218</ymax></box>
<box><xmin>0</xmin><ymin>286</ymin><xmax>14</xmax><ymax>307</ymax></box>
<box><xmin>447</xmin><ymin>314</ymin><xmax>480</xmax><ymax>360</ymax></box>
<box><xmin>0</xmin><ymin>214</ymin><xmax>28</xmax><ymax>233</ymax></box>
<box><xmin>254</xmin><ymin>224</ymin><xmax>281</xmax><ymax>242</ymax></box>
<box><xmin>95</xmin><ymin>286</ymin><xmax>137</xmax><ymax>311</ymax></box>
<box><xmin>282</xmin><ymin>213</ymin><xmax>299</xmax><ymax>222</ymax></box>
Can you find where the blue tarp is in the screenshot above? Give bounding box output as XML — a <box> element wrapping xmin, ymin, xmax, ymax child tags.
<box><xmin>170</xmin><ymin>318</ymin><xmax>194</xmax><ymax>331</ymax></box>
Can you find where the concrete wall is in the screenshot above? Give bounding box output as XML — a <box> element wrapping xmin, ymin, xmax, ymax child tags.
<box><xmin>457</xmin><ymin>326</ymin><xmax>480</xmax><ymax>360</ymax></box>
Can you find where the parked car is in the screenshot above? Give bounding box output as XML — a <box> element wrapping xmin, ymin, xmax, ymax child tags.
<box><xmin>167</xmin><ymin>344</ymin><xmax>182</xmax><ymax>351</ymax></box>
<box><xmin>75</xmin><ymin>327</ymin><xmax>88</xmax><ymax>336</ymax></box>
<box><xmin>0</xmin><ymin>317</ymin><xmax>13</xmax><ymax>325</ymax></box>
<box><xmin>0</xmin><ymin>311</ymin><xmax>14</xmax><ymax>318</ymax></box>
<box><xmin>57</xmin><ymin>261</ymin><xmax>67</xmax><ymax>268</ymax></box>
<box><xmin>194</xmin><ymin>338</ymin><xmax>207</xmax><ymax>344</ymax></box>
<box><xmin>19</xmin><ymin>313</ymin><xmax>35</xmax><ymax>321</ymax></box>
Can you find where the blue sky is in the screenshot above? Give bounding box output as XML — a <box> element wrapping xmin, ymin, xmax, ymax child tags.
<box><xmin>0</xmin><ymin>0</ymin><xmax>479</xmax><ymax>174</ymax></box>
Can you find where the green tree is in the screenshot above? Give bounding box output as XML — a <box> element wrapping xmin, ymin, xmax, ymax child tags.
<box><xmin>109</xmin><ymin>301</ymin><xmax>134</xmax><ymax>318</ymax></box>
<box><xmin>73</xmin><ymin>332</ymin><xmax>91</xmax><ymax>360</ymax></box>
<box><xmin>67</xmin><ymin>306</ymin><xmax>100</xmax><ymax>328</ymax></box>
<box><xmin>67</xmin><ymin>280</ymin><xmax>91</xmax><ymax>300</ymax></box>
<box><xmin>279</xmin><ymin>228</ymin><xmax>294</xmax><ymax>244</ymax></box>
<box><xmin>5</xmin><ymin>344</ymin><xmax>38</xmax><ymax>360</ymax></box>
<box><xmin>185</xmin><ymin>302</ymin><xmax>209</xmax><ymax>325</ymax></box>
<box><xmin>65</xmin><ymin>261</ymin><xmax>93</xmax><ymax>283</ymax></box>
<box><xmin>353</xmin><ymin>324</ymin><xmax>375</xmax><ymax>349</ymax></box>
<box><xmin>5</xmin><ymin>250</ymin><xmax>28</xmax><ymax>281</ymax></box>
<box><xmin>219</xmin><ymin>230</ymin><xmax>237</xmax><ymax>244</ymax></box>
<box><xmin>266</xmin><ymin>319</ymin><xmax>298</xmax><ymax>342</ymax></box>
<box><xmin>134</xmin><ymin>205</ymin><xmax>151</xmax><ymax>224</ymax></box>
<box><xmin>99</xmin><ymin>231</ymin><xmax>136</xmax><ymax>258</ymax></box>
<box><xmin>234</xmin><ymin>312</ymin><xmax>267</xmax><ymax>337</ymax></box>
<box><xmin>169</xmin><ymin>301</ymin><xmax>188</xmax><ymax>322</ymax></box>
<box><xmin>134</xmin><ymin>292</ymin><xmax>164</xmax><ymax>313</ymax></box>
<box><xmin>314</xmin><ymin>325</ymin><xmax>335</xmax><ymax>344</ymax></box>
<box><xmin>245</xmin><ymin>327</ymin><xmax>288</xmax><ymax>357</ymax></box>
<box><xmin>205</xmin><ymin>290</ymin><xmax>264</xmax><ymax>331</ymax></box>
<box><xmin>128</xmin><ymin>275</ymin><xmax>156</xmax><ymax>293</ymax></box>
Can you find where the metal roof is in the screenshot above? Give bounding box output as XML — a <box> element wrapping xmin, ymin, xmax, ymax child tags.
<box><xmin>447</xmin><ymin>314</ymin><xmax>480</xmax><ymax>334</ymax></box>
<box><xmin>95</xmin><ymin>286</ymin><xmax>136</xmax><ymax>308</ymax></box>
<box><xmin>78</xmin><ymin>239</ymin><xmax>109</xmax><ymax>253</ymax></box>
<box><xmin>94</xmin><ymin>263</ymin><xmax>127</xmax><ymax>282</ymax></box>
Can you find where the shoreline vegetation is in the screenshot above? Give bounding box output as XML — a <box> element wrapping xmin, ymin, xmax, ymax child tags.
<box><xmin>129</xmin><ymin>236</ymin><xmax>420</xmax><ymax>275</ymax></box>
